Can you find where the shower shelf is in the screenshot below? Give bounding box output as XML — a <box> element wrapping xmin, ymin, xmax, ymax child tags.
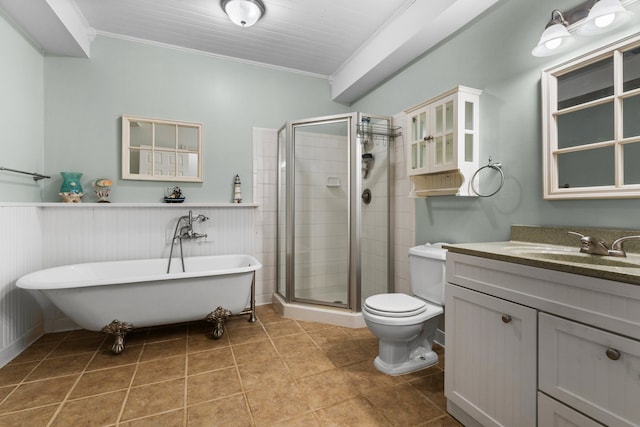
<box><xmin>356</xmin><ymin>124</ymin><xmax>402</xmax><ymax>139</ymax></box>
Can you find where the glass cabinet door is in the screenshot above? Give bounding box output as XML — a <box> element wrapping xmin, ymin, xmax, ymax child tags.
<box><xmin>430</xmin><ymin>97</ymin><xmax>456</xmax><ymax>172</ymax></box>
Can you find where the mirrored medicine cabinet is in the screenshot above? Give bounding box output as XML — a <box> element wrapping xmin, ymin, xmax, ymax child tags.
<box><xmin>542</xmin><ymin>34</ymin><xmax>640</xmax><ymax>199</ymax></box>
<box><xmin>122</xmin><ymin>115</ymin><xmax>203</xmax><ymax>182</ymax></box>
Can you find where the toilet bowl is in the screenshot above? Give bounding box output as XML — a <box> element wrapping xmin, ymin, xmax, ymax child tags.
<box><xmin>363</xmin><ymin>243</ymin><xmax>447</xmax><ymax>376</ymax></box>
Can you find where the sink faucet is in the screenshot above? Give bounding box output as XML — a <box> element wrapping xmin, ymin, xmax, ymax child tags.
<box><xmin>607</xmin><ymin>235</ymin><xmax>640</xmax><ymax>257</ymax></box>
<box><xmin>568</xmin><ymin>231</ymin><xmax>609</xmax><ymax>256</ymax></box>
<box><xmin>569</xmin><ymin>231</ymin><xmax>640</xmax><ymax>257</ymax></box>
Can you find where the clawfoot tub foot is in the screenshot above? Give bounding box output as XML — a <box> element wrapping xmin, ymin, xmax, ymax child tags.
<box><xmin>205</xmin><ymin>306</ymin><xmax>232</xmax><ymax>339</ymax></box>
<box><xmin>101</xmin><ymin>320</ymin><xmax>134</xmax><ymax>354</ymax></box>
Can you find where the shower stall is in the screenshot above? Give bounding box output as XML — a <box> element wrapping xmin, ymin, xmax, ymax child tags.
<box><xmin>276</xmin><ymin>112</ymin><xmax>397</xmax><ymax>316</ymax></box>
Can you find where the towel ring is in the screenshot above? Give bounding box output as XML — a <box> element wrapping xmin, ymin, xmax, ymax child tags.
<box><xmin>471</xmin><ymin>157</ymin><xmax>504</xmax><ymax>198</ymax></box>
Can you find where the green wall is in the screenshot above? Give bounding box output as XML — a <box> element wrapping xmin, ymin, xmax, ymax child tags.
<box><xmin>0</xmin><ymin>12</ymin><xmax>44</xmax><ymax>201</ymax></box>
<box><xmin>353</xmin><ymin>0</ymin><xmax>640</xmax><ymax>244</ymax></box>
<box><xmin>42</xmin><ymin>36</ymin><xmax>347</xmax><ymax>203</ymax></box>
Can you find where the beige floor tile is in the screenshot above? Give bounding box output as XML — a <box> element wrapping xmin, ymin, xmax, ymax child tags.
<box><xmin>0</xmin><ymin>375</ymin><xmax>78</xmax><ymax>414</ymax></box>
<box><xmin>246</xmin><ymin>382</ymin><xmax>311</xmax><ymax>426</ymax></box>
<box><xmin>7</xmin><ymin>342</ymin><xmax>58</xmax><ymax>364</ymax></box>
<box><xmin>65</xmin><ymin>329</ymin><xmax>105</xmax><ymax>341</ymax></box>
<box><xmin>366</xmin><ymin>383</ymin><xmax>445</xmax><ymax>425</ymax></box>
<box><xmin>340</xmin><ymin>360</ymin><xmax>404</xmax><ymax>394</ymax></box>
<box><xmin>139</xmin><ymin>338</ymin><xmax>186</xmax><ymax>362</ymax></box>
<box><xmin>295</xmin><ymin>320</ymin><xmax>334</xmax><ymax>332</ymax></box>
<box><xmin>146</xmin><ymin>323</ymin><xmax>188</xmax><ymax>343</ymax></box>
<box><xmin>283</xmin><ymin>349</ymin><xmax>336</xmax><ymax>379</ymax></box>
<box><xmin>34</xmin><ymin>331</ymin><xmax>69</xmax><ymax>344</ymax></box>
<box><xmin>409</xmin><ymin>371</ymin><xmax>447</xmax><ymax>412</ymax></box>
<box><xmin>87</xmin><ymin>345</ymin><xmax>143</xmax><ymax>371</ymax></box>
<box><xmin>324</xmin><ymin>339</ymin><xmax>377</xmax><ymax>367</ymax></box>
<box><xmin>119</xmin><ymin>409</ymin><xmax>185</xmax><ymax>427</ymax></box>
<box><xmin>232</xmin><ymin>340</ymin><xmax>278</xmax><ymax>365</ymax></box>
<box><xmin>315</xmin><ymin>396</ymin><xmax>392</xmax><ymax>427</ymax></box>
<box><xmin>296</xmin><ymin>369</ymin><xmax>358</xmax><ymax>410</ymax></box>
<box><xmin>187</xmin><ymin>331</ymin><xmax>230</xmax><ymax>353</ymax></box>
<box><xmin>271</xmin><ymin>411</ymin><xmax>320</xmax><ymax>426</ymax></box>
<box><xmin>50</xmin><ymin>390</ymin><xmax>127</xmax><ymax>427</ymax></box>
<box><xmin>187</xmin><ymin>367</ymin><xmax>242</xmax><ymax>406</ymax></box>
<box><xmin>0</xmin><ymin>405</ymin><xmax>58</xmax><ymax>427</ymax></box>
<box><xmin>263</xmin><ymin>320</ymin><xmax>304</xmax><ymax>338</ymax></box>
<box><xmin>26</xmin><ymin>353</ymin><xmax>93</xmax><ymax>381</ymax></box>
<box><xmin>187</xmin><ymin>347</ymin><xmax>235</xmax><ymax>375</ymax></box>
<box><xmin>237</xmin><ymin>358</ymin><xmax>292</xmax><ymax>391</ymax></box>
<box><xmin>47</xmin><ymin>336</ymin><xmax>104</xmax><ymax>358</ymax></box>
<box><xmin>255</xmin><ymin>306</ymin><xmax>287</xmax><ymax>324</ymax></box>
<box><xmin>0</xmin><ymin>362</ymin><xmax>38</xmax><ymax>387</ymax></box>
<box><xmin>70</xmin><ymin>364</ymin><xmax>136</xmax><ymax>398</ymax></box>
<box><xmin>271</xmin><ymin>333</ymin><xmax>319</xmax><ymax>356</ymax></box>
<box><xmin>424</xmin><ymin>414</ymin><xmax>464</xmax><ymax>426</ymax></box>
<box><xmin>121</xmin><ymin>378</ymin><xmax>185</xmax><ymax>421</ymax></box>
<box><xmin>306</xmin><ymin>326</ymin><xmax>350</xmax><ymax>347</ymax></box>
<box><xmin>0</xmin><ymin>385</ymin><xmax>15</xmax><ymax>401</ymax></box>
<box><xmin>187</xmin><ymin>394</ymin><xmax>252</xmax><ymax>427</ymax></box>
<box><xmin>228</xmin><ymin>324</ymin><xmax>268</xmax><ymax>345</ymax></box>
<box><xmin>132</xmin><ymin>355</ymin><xmax>186</xmax><ymax>386</ymax></box>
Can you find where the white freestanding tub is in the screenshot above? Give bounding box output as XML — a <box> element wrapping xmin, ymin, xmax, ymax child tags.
<box><xmin>17</xmin><ymin>254</ymin><xmax>261</xmax><ymax>352</ymax></box>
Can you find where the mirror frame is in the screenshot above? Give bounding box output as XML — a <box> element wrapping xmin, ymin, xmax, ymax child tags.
<box><xmin>541</xmin><ymin>33</ymin><xmax>640</xmax><ymax>199</ymax></box>
<box><xmin>122</xmin><ymin>115</ymin><xmax>203</xmax><ymax>182</ymax></box>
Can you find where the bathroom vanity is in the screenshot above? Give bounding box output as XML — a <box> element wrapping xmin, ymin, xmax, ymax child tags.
<box><xmin>443</xmin><ymin>227</ymin><xmax>640</xmax><ymax>427</ymax></box>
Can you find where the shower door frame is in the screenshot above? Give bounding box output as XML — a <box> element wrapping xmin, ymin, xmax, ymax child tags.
<box><xmin>277</xmin><ymin>113</ymin><xmax>360</xmax><ymax>310</ymax></box>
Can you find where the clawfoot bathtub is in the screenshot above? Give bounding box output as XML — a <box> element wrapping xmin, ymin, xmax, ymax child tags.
<box><xmin>17</xmin><ymin>254</ymin><xmax>261</xmax><ymax>353</ymax></box>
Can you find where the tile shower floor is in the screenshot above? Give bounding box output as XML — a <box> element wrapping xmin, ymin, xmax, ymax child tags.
<box><xmin>0</xmin><ymin>305</ymin><xmax>460</xmax><ymax>427</ymax></box>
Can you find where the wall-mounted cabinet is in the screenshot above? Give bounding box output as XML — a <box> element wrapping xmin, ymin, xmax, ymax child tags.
<box><xmin>405</xmin><ymin>86</ymin><xmax>481</xmax><ymax>197</ymax></box>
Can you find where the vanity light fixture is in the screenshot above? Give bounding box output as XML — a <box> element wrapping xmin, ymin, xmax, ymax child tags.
<box><xmin>532</xmin><ymin>0</ymin><xmax>633</xmax><ymax>57</ymax></box>
<box><xmin>221</xmin><ymin>0</ymin><xmax>265</xmax><ymax>27</ymax></box>
<box><xmin>579</xmin><ymin>0</ymin><xmax>630</xmax><ymax>34</ymax></box>
<box><xmin>532</xmin><ymin>10</ymin><xmax>572</xmax><ymax>57</ymax></box>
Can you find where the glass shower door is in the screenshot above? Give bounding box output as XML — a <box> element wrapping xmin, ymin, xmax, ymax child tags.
<box><xmin>292</xmin><ymin>118</ymin><xmax>350</xmax><ymax>307</ymax></box>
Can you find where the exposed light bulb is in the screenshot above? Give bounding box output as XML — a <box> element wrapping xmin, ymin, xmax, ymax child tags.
<box><xmin>545</xmin><ymin>38</ymin><xmax>563</xmax><ymax>50</ymax></box>
<box><xmin>594</xmin><ymin>12</ymin><xmax>616</xmax><ymax>27</ymax></box>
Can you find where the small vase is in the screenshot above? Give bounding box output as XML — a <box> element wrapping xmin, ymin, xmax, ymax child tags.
<box><xmin>60</xmin><ymin>172</ymin><xmax>83</xmax><ymax>203</ymax></box>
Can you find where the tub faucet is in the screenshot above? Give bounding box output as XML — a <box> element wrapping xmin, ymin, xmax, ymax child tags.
<box><xmin>607</xmin><ymin>235</ymin><xmax>640</xmax><ymax>257</ymax></box>
<box><xmin>167</xmin><ymin>211</ymin><xmax>209</xmax><ymax>273</ymax></box>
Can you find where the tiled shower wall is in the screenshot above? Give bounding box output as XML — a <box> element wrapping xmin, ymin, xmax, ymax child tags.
<box><xmin>0</xmin><ymin>204</ymin><xmax>257</xmax><ymax>367</ymax></box>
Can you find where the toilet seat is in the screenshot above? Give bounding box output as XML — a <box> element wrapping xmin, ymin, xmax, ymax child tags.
<box><xmin>364</xmin><ymin>293</ymin><xmax>427</xmax><ymax>318</ymax></box>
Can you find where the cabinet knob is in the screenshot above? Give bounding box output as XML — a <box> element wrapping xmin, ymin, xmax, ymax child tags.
<box><xmin>501</xmin><ymin>314</ymin><xmax>512</xmax><ymax>324</ymax></box>
<box><xmin>423</xmin><ymin>135</ymin><xmax>434</xmax><ymax>141</ymax></box>
<box><xmin>606</xmin><ymin>348</ymin><xmax>621</xmax><ymax>361</ymax></box>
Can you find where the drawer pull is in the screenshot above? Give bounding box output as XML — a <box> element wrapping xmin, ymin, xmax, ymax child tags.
<box><xmin>501</xmin><ymin>314</ymin><xmax>512</xmax><ymax>324</ymax></box>
<box><xmin>606</xmin><ymin>348</ymin><xmax>621</xmax><ymax>361</ymax></box>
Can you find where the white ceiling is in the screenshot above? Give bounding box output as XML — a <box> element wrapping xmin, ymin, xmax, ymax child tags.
<box><xmin>0</xmin><ymin>0</ymin><xmax>499</xmax><ymax>104</ymax></box>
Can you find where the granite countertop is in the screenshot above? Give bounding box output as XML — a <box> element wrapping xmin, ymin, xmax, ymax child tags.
<box><xmin>443</xmin><ymin>225</ymin><xmax>640</xmax><ymax>286</ymax></box>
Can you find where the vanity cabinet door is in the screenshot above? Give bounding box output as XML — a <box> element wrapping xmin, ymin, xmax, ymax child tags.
<box><xmin>538</xmin><ymin>392</ymin><xmax>605</xmax><ymax>427</ymax></box>
<box><xmin>539</xmin><ymin>313</ymin><xmax>640</xmax><ymax>427</ymax></box>
<box><xmin>444</xmin><ymin>283</ymin><xmax>537</xmax><ymax>427</ymax></box>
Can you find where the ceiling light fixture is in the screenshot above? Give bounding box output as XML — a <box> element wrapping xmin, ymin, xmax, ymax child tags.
<box><xmin>532</xmin><ymin>0</ymin><xmax>633</xmax><ymax>57</ymax></box>
<box><xmin>221</xmin><ymin>0</ymin><xmax>265</xmax><ymax>27</ymax></box>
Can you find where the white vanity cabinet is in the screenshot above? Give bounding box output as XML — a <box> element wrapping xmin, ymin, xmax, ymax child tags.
<box><xmin>405</xmin><ymin>86</ymin><xmax>480</xmax><ymax>197</ymax></box>
<box><xmin>445</xmin><ymin>284</ymin><xmax>537</xmax><ymax>427</ymax></box>
<box><xmin>539</xmin><ymin>313</ymin><xmax>640</xmax><ymax>427</ymax></box>
<box><xmin>444</xmin><ymin>251</ymin><xmax>640</xmax><ymax>427</ymax></box>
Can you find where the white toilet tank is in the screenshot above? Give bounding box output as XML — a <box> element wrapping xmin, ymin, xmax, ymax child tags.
<box><xmin>409</xmin><ymin>243</ymin><xmax>447</xmax><ymax>305</ymax></box>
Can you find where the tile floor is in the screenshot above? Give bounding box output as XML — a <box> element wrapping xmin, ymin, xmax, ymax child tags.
<box><xmin>0</xmin><ymin>305</ymin><xmax>461</xmax><ymax>426</ymax></box>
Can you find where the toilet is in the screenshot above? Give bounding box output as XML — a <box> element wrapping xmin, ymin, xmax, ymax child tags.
<box><xmin>363</xmin><ymin>243</ymin><xmax>447</xmax><ymax>375</ymax></box>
